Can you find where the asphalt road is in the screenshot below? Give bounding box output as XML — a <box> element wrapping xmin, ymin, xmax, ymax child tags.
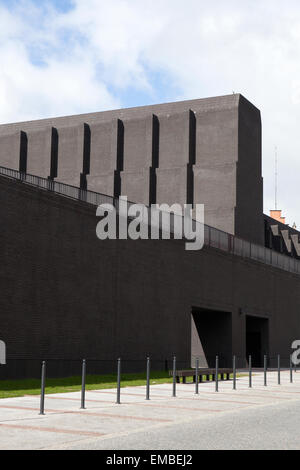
<box><xmin>61</xmin><ymin>398</ymin><xmax>300</xmax><ymax>450</ymax></box>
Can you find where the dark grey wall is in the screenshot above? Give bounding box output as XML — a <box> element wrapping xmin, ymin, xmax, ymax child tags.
<box><xmin>0</xmin><ymin>176</ymin><xmax>299</xmax><ymax>378</ymax></box>
<box><xmin>0</xmin><ymin>94</ymin><xmax>264</xmax><ymax>244</ymax></box>
<box><xmin>236</xmin><ymin>96</ymin><xmax>263</xmax><ymax>244</ymax></box>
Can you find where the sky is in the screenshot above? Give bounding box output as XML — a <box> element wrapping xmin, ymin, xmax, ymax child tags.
<box><xmin>0</xmin><ymin>0</ymin><xmax>300</xmax><ymax>225</ymax></box>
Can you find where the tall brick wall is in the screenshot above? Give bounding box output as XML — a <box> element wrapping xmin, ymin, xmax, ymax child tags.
<box><xmin>0</xmin><ymin>176</ymin><xmax>299</xmax><ymax>378</ymax></box>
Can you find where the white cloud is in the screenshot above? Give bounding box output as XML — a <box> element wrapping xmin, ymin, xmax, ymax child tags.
<box><xmin>0</xmin><ymin>1</ymin><xmax>121</xmax><ymax>123</ymax></box>
<box><xmin>0</xmin><ymin>0</ymin><xmax>300</xmax><ymax>224</ymax></box>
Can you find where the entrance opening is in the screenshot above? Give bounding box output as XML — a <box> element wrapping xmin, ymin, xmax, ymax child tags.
<box><xmin>191</xmin><ymin>307</ymin><xmax>232</xmax><ymax>368</ymax></box>
<box><xmin>246</xmin><ymin>316</ymin><xmax>269</xmax><ymax>367</ymax></box>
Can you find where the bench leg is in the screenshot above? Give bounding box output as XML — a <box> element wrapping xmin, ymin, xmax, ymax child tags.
<box><xmin>183</xmin><ymin>376</ymin><xmax>186</xmax><ymax>384</ymax></box>
<box><xmin>199</xmin><ymin>375</ymin><xmax>203</xmax><ymax>383</ymax></box>
<box><xmin>176</xmin><ymin>377</ymin><xmax>180</xmax><ymax>384</ymax></box>
<box><xmin>212</xmin><ymin>374</ymin><xmax>215</xmax><ymax>382</ymax></box>
<box><xmin>221</xmin><ymin>373</ymin><xmax>224</xmax><ymax>381</ymax></box>
<box><xmin>193</xmin><ymin>375</ymin><xmax>196</xmax><ymax>383</ymax></box>
<box><xmin>226</xmin><ymin>373</ymin><xmax>230</xmax><ymax>381</ymax></box>
<box><xmin>206</xmin><ymin>374</ymin><xmax>210</xmax><ymax>382</ymax></box>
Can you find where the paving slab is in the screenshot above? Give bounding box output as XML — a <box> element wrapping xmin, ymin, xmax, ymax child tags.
<box><xmin>0</xmin><ymin>371</ymin><xmax>300</xmax><ymax>450</ymax></box>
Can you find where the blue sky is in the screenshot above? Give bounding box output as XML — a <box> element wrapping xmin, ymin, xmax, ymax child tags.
<box><xmin>0</xmin><ymin>0</ymin><xmax>74</xmax><ymax>12</ymax></box>
<box><xmin>0</xmin><ymin>0</ymin><xmax>300</xmax><ymax>224</ymax></box>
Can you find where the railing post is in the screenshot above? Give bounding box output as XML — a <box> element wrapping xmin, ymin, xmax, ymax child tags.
<box><xmin>172</xmin><ymin>356</ymin><xmax>176</xmax><ymax>397</ymax></box>
<box><xmin>39</xmin><ymin>361</ymin><xmax>46</xmax><ymax>415</ymax></box>
<box><xmin>264</xmin><ymin>355</ymin><xmax>267</xmax><ymax>386</ymax></box>
<box><xmin>116</xmin><ymin>358</ymin><xmax>121</xmax><ymax>404</ymax></box>
<box><xmin>195</xmin><ymin>358</ymin><xmax>199</xmax><ymax>395</ymax></box>
<box><xmin>278</xmin><ymin>354</ymin><xmax>281</xmax><ymax>385</ymax></box>
<box><xmin>249</xmin><ymin>355</ymin><xmax>252</xmax><ymax>388</ymax></box>
<box><xmin>146</xmin><ymin>356</ymin><xmax>150</xmax><ymax>400</ymax></box>
<box><xmin>80</xmin><ymin>359</ymin><xmax>86</xmax><ymax>409</ymax></box>
<box><xmin>215</xmin><ymin>356</ymin><xmax>219</xmax><ymax>392</ymax></box>
<box><xmin>290</xmin><ymin>354</ymin><xmax>293</xmax><ymax>384</ymax></box>
<box><xmin>233</xmin><ymin>355</ymin><xmax>236</xmax><ymax>390</ymax></box>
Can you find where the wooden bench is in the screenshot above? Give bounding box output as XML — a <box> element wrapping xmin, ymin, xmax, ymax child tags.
<box><xmin>169</xmin><ymin>368</ymin><xmax>233</xmax><ymax>384</ymax></box>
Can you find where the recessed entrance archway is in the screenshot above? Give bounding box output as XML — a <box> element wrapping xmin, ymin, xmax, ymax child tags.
<box><xmin>246</xmin><ymin>315</ymin><xmax>269</xmax><ymax>367</ymax></box>
<box><xmin>191</xmin><ymin>307</ymin><xmax>232</xmax><ymax>368</ymax></box>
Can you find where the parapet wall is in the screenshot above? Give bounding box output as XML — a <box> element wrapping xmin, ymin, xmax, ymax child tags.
<box><xmin>0</xmin><ymin>94</ymin><xmax>264</xmax><ymax>244</ymax></box>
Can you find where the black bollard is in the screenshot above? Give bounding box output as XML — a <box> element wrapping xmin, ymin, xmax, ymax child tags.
<box><xmin>215</xmin><ymin>356</ymin><xmax>219</xmax><ymax>392</ymax></box>
<box><xmin>249</xmin><ymin>355</ymin><xmax>252</xmax><ymax>388</ymax></box>
<box><xmin>80</xmin><ymin>359</ymin><xmax>86</xmax><ymax>409</ymax></box>
<box><xmin>233</xmin><ymin>355</ymin><xmax>236</xmax><ymax>390</ymax></box>
<box><xmin>116</xmin><ymin>358</ymin><xmax>121</xmax><ymax>404</ymax></box>
<box><xmin>172</xmin><ymin>356</ymin><xmax>176</xmax><ymax>397</ymax></box>
<box><xmin>195</xmin><ymin>358</ymin><xmax>199</xmax><ymax>395</ymax></box>
<box><xmin>264</xmin><ymin>355</ymin><xmax>267</xmax><ymax>386</ymax></box>
<box><xmin>146</xmin><ymin>356</ymin><xmax>150</xmax><ymax>400</ymax></box>
<box><xmin>39</xmin><ymin>361</ymin><xmax>46</xmax><ymax>415</ymax></box>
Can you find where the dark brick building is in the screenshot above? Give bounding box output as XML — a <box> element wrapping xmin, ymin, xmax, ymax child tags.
<box><xmin>0</xmin><ymin>94</ymin><xmax>299</xmax><ymax>378</ymax></box>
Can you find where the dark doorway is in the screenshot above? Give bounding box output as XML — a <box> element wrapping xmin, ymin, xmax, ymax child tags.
<box><xmin>191</xmin><ymin>308</ymin><xmax>232</xmax><ymax>368</ymax></box>
<box><xmin>246</xmin><ymin>316</ymin><xmax>269</xmax><ymax>367</ymax></box>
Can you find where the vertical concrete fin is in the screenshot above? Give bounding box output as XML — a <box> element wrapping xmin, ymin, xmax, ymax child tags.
<box><xmin>80</xmin><ymin>123</ymin><xmax>91</xmax><ymax>190</ymax></box>
<box><xmin>156</xmin><ymin>110</ymin><xmax>191</xmax><ymax>206</ymax></box>
<box><xmin>187</xmin><ymin>110</ymin><xmax>196</xmax><ymax>206</ymax></box>
<box><xmin>19</xmin><ymin>131</ymin><xmax>28</xmax><ymax>173</ymax></box>
<box><xmin>237</xmin><ymin>94</ymin><xmax>263</xmax><ymax>244</ymax></box>
<box><xmin>55</xmin><ymin>124</ymin><xmax>85</xmax><ymax>187</ymax></box>
<box><xmin>86</xmin><ymin>121</ymin><xmax>115</xmax><ymax>195</ymax></box>
<box><xmin>111</xmin><ymin>119</ymin><xmax>124</xmax><ymax>198</ymax></box>
<box><xmin>149</xmin><ymin>114</ymin><xmax>159</xmax><ymax>205</ymax></box>
<box><xmin>281</xmin><ymin>230</ymin><xmax>292</xmax><ymax>253</ymax></box>
<box><xmin>82</xmin><ymin>123</ymin><xmax>91</xmax><ymax>176</ymax></box>
<box><xmin>26</xmin><ymin>127</ymin><xmax>53</xmax><ymax>178</ymax></box>
<box><xmin>270</xmin><ymin>224</ymin><xmax>279</xmax><ymax>237</ymax></box>
<box><xmin>152</xmin><ymin>114</ymin><xmax>160</xmax><ymax>169</ymax></box>
<box><xmin>116</xmin><ymin>119</ymin><xmax>124</xmax><ymax>172</ymax></box>
<box><xmin>291</xmin><ymin>234</ymin><xmax>300</xmax><ymax>257</ymax></box>
<box><xmin>50</xmin><ymin>127</ymin><xmax>58</xmax><ymax>179</ymax></box>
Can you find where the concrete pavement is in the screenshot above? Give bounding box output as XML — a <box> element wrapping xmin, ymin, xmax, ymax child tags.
<box><xmin>0</xmin><ymin>370</ymin><xmax>300</xmax><ymax>450</ymax></box>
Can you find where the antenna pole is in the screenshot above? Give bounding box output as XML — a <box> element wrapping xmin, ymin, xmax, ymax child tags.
<box><xmin>275</xmin><ymin>146</ymin><xmax>278</xmax><ymax>210</ymax></box>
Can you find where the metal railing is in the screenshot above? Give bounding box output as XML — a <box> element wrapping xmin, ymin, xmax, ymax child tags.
<box><xmin>0</xmin><ymin>166</ymin><xmax>114</xmax><ymax>207</ymax></box>
<box><xmin>1</xmin><ymin>165</ymin><xmax>300</xmax><ymax>276</ymax></box>
<box><xmin>205</xmin><ymin>224</ymin><xmax>300</xmax><ymax>275</ymax></box>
